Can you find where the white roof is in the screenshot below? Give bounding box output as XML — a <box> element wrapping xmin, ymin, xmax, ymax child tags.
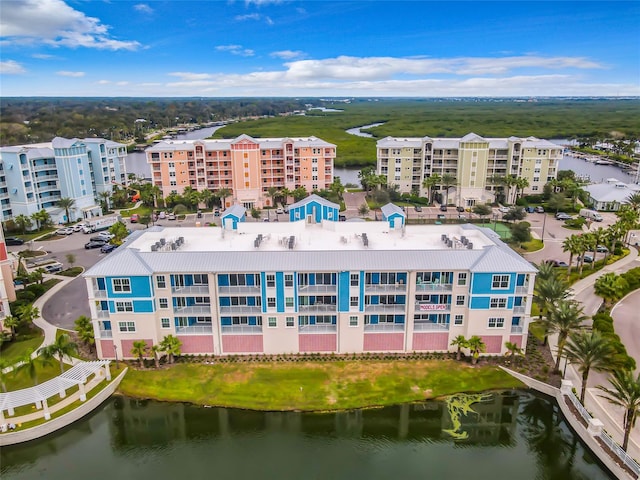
<box><xmin>147</xmin><ymin>135</ymin><xmax>335</xmax><ymax>153</ymax></box>
<box><xmin>377</xmin><ymin>134</ymin><xmax>561</xmax><ymax>151</ymax></box>
<box><xmin>289</xmin><ymin>194</ymin><xmax>339</xmax><ymax>210</ymax></box>
<box><xmin>381</xmin><ymin>203</ymin><xmax>405</xmax><ymax>218</ymax></box>
<box><xmin>584</xmin><ymin>182</ymin><xmax>640</xmax><ymax>203</ymax></box>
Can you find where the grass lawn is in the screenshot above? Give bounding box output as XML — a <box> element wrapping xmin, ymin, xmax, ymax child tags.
<box><xmin>120</xmin><ymin>205</ymin><xmax>153</xmax><ymax>218</ymax></box>
<box><xmin>5</xmin><ymin>359</ymin><xmax>69</xmax><ymax>391</ymax></box>
<box><xmin>11</xmin><ymin>227</ymin><xmax>58</xmax><ymax>242</ymax></box>
<box><xmin>118</xmin><ymin>360</ymin><xmax>523</xmax><ymax>411</ymax></box>
<box><xmin>58</xmin><ymin>267</ymin><xmax>83</xmax><ymax>277</ymax></box>
<box><xmin>528</xmin><ymin>322</ymin><xmax>546</xmax><ymax>343</ymax></box>
<box><xmin>0</xmin><ymin>333</ymin><xmax>44</xmax><ymax>365</ymax></box>
<box><xmin>514</xmin><ymin>239</ymin><xmax>544</xmax><ymax>253</ymax></box>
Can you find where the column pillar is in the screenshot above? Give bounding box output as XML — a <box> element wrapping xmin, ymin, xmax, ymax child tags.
<box><xmin>588</xmin><ymin>418</ymin><xmax>604</xmax><ymax>436</ymax></box>
<box><xmin>8</xmin><ymin>407</ymin><xmax>15</xmax><ymax>416</ymax></box>
<box><xmin>560</xmin><ymin>379</ymin><xmax>573</xmax><ymax>396</ymax></box>
<box><xmin>105</xmin><ymin>363</ymin><xmax>112</xmax><ymax>381</ymax></box>
<box><xmin>79</xmin><ymin>382</ymin><xmax>87</xmax><ymax>402</ymax></box>
<box><xmin>35</xmin><ymin>400</ymin><xmax>42</xmax><ymax>410</ymax></box>
<box><xmin>43</xmin><ymin>399</ymin><xmax>51</xmax><ymax>420</ymax></box>
<box><xmin>59</xmin><ymin>388</ymin><xmax>67</xmax><ymax>399</ymax></box>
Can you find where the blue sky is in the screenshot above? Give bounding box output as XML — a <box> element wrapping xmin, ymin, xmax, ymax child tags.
<box><xmin>1</xmin><ymin>0</ymin><xmax>639</xmax><ymax>97</ymax></box>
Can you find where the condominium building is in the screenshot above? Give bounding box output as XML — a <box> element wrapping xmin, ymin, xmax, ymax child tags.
<box><xmin>84</xmin><ymin>196</ymin><xmax>536</xmax><ymax>360</ymax></box>
<box><xmin>147</xmin><ymin>134</ymin><xmax>336</xmax><ymax>209</ymax></box>
<box><xmin>377</xmin><ymin>133</ymin><xmax>562</xmax><ymax>207</ymax></box>
<box><xmin>0</xmin><ymin>137</ymin><xmax>127</xmax><ymax>224</ymax></box>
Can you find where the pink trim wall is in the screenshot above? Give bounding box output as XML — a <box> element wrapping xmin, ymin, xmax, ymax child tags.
<box><xmin>99</xmin><ymin>339</ymin><xmax>115</xmax><ymax>359</ymax></box>
<box><xmin>299</xmin><ymin>334</ymin><xmax>337</xmax><ymax>352</ymax></box>
<box><xmin>121</xmin><ymin>338</ymin><xmax>154</xmax><ymax>358</ymax></box>
<box><xmin>481</xmin><ymin>335</ymin><xmax>503</xmax><ymax>354</ymax></box>
<box><xmin>177</xmin><ymin>335</ymin><xmax>215</xmax><ymax>354</ymax></box>
<box><xmin>509</xmin><ymin>335</ymin><xmax>523</xmax><ymax>349</ymax></box>
<box><xmin>412</xmin><ymin>332</ymin><xmax>449</xmax><ymax>351</ymax></box>
<box><xmin>221</xmin><ymin>335</ymin><xmax>263</xmax><ymax>353</ymax></box>
<box><xmin>363</xmin><ymin>333</ymin><xmax>404</xmax><ymax>351</ymax></box>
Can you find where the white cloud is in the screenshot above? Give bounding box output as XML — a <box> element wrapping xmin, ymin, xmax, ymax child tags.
<box><xmin>245</xmin><ymin>0</ymin><xmax>283</xmax><ymax>5</ymax></box>
<box><xmin>57</xmin><ymin>70</ymin><xmax>85</xmax><ymax>77</ymax></box>
<box><xmin>271</xmin><ymin>50</ymin><xmax>305</xmax><ymax>60</ymax></box>
<box><xmin>97</xmin><ymin>80</ymin><xmax>111</xmax><ymax>84</ymax></box>
<box><xmin>215</xmin><ymin>44</ymin><xmax>255</xmax><ymax>56</ymax></box>
<box><xmin>0</xmin><ymin>60</ymin><xmax>26</xmax><ymax>74</ymax></box>
<box><xmin>31</xmin><ymin>53</ymin><xmax>56</xmax><ymax>59</ymax></box>
<box><xmin>236</xmin><ymin>14</ymin><xmax>261</xmax><ymax>21</ymax></box>
<box><xmin>134</xmin><ymin>4</ymin><xmax>154</xmax><ymax>14</ymax></box>
<box><xmin>1</xmin><ymin>0</ymin><xmax>141</xmax><ymax>50</ymax></box>
<box><xmin>116</xmin><ymin>81</ymin><xmax>129</xmax><ymax>86</ymax></box>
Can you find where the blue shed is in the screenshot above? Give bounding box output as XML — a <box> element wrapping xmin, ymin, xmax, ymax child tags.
<box><xmin>221</xmin><ymin>204</ymin><xmax>246</xmax><ymax>230</ymax></box>
<box><xmin>380</xmin><ymin>203</ymin><xmax>406</xmax><ymax>229</ymax></box>
<box><xmin>288</xmin><ymin>194</ymin><xmax>340</xmax><ymax>223</ymax></box>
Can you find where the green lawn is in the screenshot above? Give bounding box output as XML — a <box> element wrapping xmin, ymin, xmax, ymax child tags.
<box><xmin>0</xmin><ymin>333</ymin><xmax>44</xmax><ymax>365</ymax></box>
<box><xmin>119</xmin><ymin>205</ymin><xmax>153</xmax><ymax>218</ymax></box>
<box><xmin>119</xmin><ymin>360</ymin><xmax>523</xmax><ymax>411</ymax></box>
<box><xmin>58</xmin><ymin>267</ymin><xmax>83</xmax><ymax>277</ymax></box>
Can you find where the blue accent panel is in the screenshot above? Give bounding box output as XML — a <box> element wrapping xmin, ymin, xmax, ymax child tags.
<box><xmin>218</xmin><ymin>275</ymin><xmax>229</xmax><ymax>287</ymax></box>
<box><xmin>221</xmin><ymin>317</ymin><xmax>232</xmax><ymax>326</ymax></box>
<box><xmin>105</xmin><ymin>276</ymin><xmax>152</xmax><ymax>297</ymax></box>
<box><xmin>507</xmin><ymin>297</ymin><xmax>514</xmax><ymax>309</ymax></box>
<box><xmin>247</xmin><ymin>274</ymin><xmax>256</xmax><ymax>286</ymax></box>
<box><xmin>470</xmin><ymin>297</ymin><xmax>490</xmax><ymax>309</ymax></box>
<box><xmin>108</xmin><ymin>301</ymin><xmax>115</xmax><ymax>313</ymax></box>
<box><xmin>514</xmin><ymin>297</ymin><xmax>523</xmax><ymax>307</ymax></box>
<box><xmin>338</xmin><ymin>271</ymin><xmax>350</xmax><ymax>312</ymax></box>
<box><xmin>103</xmin><ymin>321</ymin><xmax>111</xmax><ymax>330</ymax></box>
<box><xmin>219</xmin><ymin>297</ymin><xmax>231</xmax><ymax>307</ymax></box>
<box><xmin>516</xmin><ymin>274</ymin><xmax>526</xmax><ymax>287</ymax></box>
<box><xmin>359</xmin><ymin>271</ymin><xmax>365</xmax><ymax>312</ymax></box>
<box><xmin>276</xmin><ymin>272</ymin><xmax>284</xmax><ymax>312</ymax></box>
<box><xmin>97</xmin><ymin>278</ymin><xmax>105</xmax><ymax>290</ymax></box>
<box><xmin>133</xmin><ymin>300</ymin><xmax>154</xmax><ymax>313</ymax></box>
<box><xmin>511</xmin><ymin>317</ymin><xmax>521</xmax><ymax>326</ymax></box>
<box><xmin>260</xmin><ymin>272</ymin><xmax>267</xmax><ymax>313</ymax></box>
<box><xmin>470</xmin><ymin>273</ymin><xmax>516</xmax><ymax>295</ymax></box>
<box><xmin>100</xmin><ymin>301</ymin><xmax>108</xmax><ymax>310</ymax></box>
<box><xmin>395</xmin><ymin>315</ymin><xmax>405</xmax><ymax>324</ymax></box>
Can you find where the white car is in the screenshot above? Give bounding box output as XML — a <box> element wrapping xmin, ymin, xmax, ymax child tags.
<box><xmin>72</xmin><ymin>224</ymin><xmax>85</xmax><ymax>232</ymax></box>
<box><xmin>56</xmin><ymin>227</ymin><xmax>74</xmax><ymax>235</ymax></box>
<box><xmin>97</xmin><ymin>232</ymin><xmax>114</xmax><ymax>240</ymax></box>
<box><xmin>498</xmin><ymin>206</ymin><xmax>510</xmax><ymax>213</ymax></box>
<box><xmin>167</xmin><ymin>213</ymin><xmax>177</xmax><ymax>220</ymax></box>
<box><xmin>276</xmin><ymin>207</ymin><xmax>284</xmax><ymax>214</ymax></box>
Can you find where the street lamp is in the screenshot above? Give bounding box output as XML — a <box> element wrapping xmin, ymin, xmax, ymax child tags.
<box><xmin>493</xmin><ymin>213</ymin><xmax>499</xmax><ymax>231</ymax></box>
<box><xmin>541</xmin><ymin>213</ymin><xmax>547</xmax><ymax>242</ymax></box>
<box><xmin>113</xmin><ymin>344</ymin><xmax>119</xmax><ymax>369</ymax></box>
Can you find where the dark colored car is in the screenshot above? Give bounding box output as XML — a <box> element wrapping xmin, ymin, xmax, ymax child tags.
<box><xmin>525</xmin><ymin>206</ymin><xmax>535</xmax><ymax>213</ymax></box>
<box><xmin>101</xmin><ymin>243</ymin><xmax>117</xmax><ymax>253</ymax></box>
<box><xmin>414</xmin><ymin>205</ymin><xmax>422</xmax><ymax>212</ymax></box>
<box><xmin>89</xmin><ymin>236</ymin><xmax>108</xmax><ymax>243</ymax></box>
<box><xmin>5</xmin><ymin>237</ymin><xmax>24</xmax><ymax>246</ymax></box>
<box><xmin>437</xmin><ymin>214</ymin><xmax>446</xmax><ymax>220</ymax></box>
<box><xmin>439</xmin><ymin>205</ymin><xmax>448</xmax><ymax>212</ymax></box>
<box><xmin>456</xmin><ymin>206</ymin><xmax>465</xmax><ymax>212</ymax></box>
<box><xmin>339</xmin><ymin>215</ymin><xmax>346</xmax><ymax>221</ymax></box>
<box><xmin>85</xmin><ymin>240</ymin><xmax>105</xmax><ymax>249</ymax></box>
<box><xmin>546</xmin><ymin>260</ymin><xmax>569</xmax><ymax>267</ymax></box>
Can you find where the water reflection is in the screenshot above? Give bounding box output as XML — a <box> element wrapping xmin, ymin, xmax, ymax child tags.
<box><xmin>1</xmin><ymin>392</ymin><xmax>613</xmax><ymax>480</ymax></box>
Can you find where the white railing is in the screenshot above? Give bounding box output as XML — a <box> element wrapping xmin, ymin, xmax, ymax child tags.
<box><xmin>513</xmin><ymin>306</ymin><xmax>526</xmax><ymax>314</ymax></box>
<box><xmin>298</xmin><ymin>284</ymin><xmax>337</xmax><ymax>293</ymax></box>
<box><xmin>171</xmin><ymin>285</ymin><xmax>210</xmax><ymax>295</ymax></box>
<box><xmin>599</xmin><ymin>430</ymin><xmax>640</xmax><ymax>477</ymax></box>
<box><xmin>515</xmin><ymin>286</ymin><xmax>529</xmax><ymax>294</ymax></box>
<box><xmin>510</xmin><ymin>325</ymin><xmax>524</xmax><ymax>334</ymax></box>
<box><xmin>220</xmin><ymin>325</ymin><xmax>262</xmax><ymax>335</ymax></box>
<box><xmin>96</xmin><ymin>310</ymin><xmax>110</xmax><ymax>319</ymax></box>
<box><xmin>298</xmin><ymin>324</ymin><xmax>337</xmax><ymax>333</ymax></box>
<box><xmin>413</xmin><ymin>322</ymin><xmax>450</xmax><ymax>332</ymax></box>
<box><xmin>364</xmin><ymin>284</ymin><xmax>407</xmax><ymax>293</ymax></box>
<box><xmin>364</xmin><ymin>304</ymin><xmax>406</xmax><ymax>313</ymax></box>
<box><xmin>175</xmin><ymin>325</ymin><xmax>213</xmax><ymax>335</ymax></box>
<box><xmin>298</xmin><ymin>304</ymin><xmax>337</xmax><ymax>312</ymax></box>
<box><xmin>219</xmin><ymin>305</ymin><xmax>262</xmax><ymax>314</ymax></box>
<box><xmin>218</xmin><ymin>285</ymin><xmax>261</xmax><ymax>294</ymax></box>
<box><xmin>415</xmin><ymin>283</ymin><xmax>453</xmax><ymax>292</ymax></box>
<box><xmin>173</xmin><ymin>305</ymin><xmax>211</xmax><ymax>315</ymax></box>
<box><xmin>98</xmin><ymin>329</ymin><xmax>112</xmax><ymax>338</ymax></box>
<box><xmin>93</xmin><ymin>290</ymin><xmax>107</xmax><ymax>298</ymax></box>
<box><xmin>566</xmin><ymin>391</ymin><xmax>592</xmax><ymax>425</ymax></box>
<box><xmin>364</xmin><ymin>323</ymin><xmax>405</xmax><ymax>332</ymax></box>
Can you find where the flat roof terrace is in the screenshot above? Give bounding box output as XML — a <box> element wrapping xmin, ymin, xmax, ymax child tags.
<box><xmin>126</xmin><ymin>221</ymin><xmax>495</xmax><ymax>254</ymax></box>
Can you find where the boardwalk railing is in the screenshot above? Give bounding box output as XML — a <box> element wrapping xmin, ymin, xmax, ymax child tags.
<box><xmin>599</xmin><ymin>429</ymin><xmax>640</xmax><ymax>477</ymax></box>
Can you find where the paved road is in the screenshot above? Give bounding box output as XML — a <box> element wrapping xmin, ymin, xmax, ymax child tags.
<box><xmin>612</xmin><ymin>288</ymin><xmax>640</xmax><ymax>374</ymax></box>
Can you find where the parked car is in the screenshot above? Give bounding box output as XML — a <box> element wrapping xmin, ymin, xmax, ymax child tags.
<box><xmin>437</xmin><ymin>214</ymin><xmax>446</xmax><ymax>220</ymax></box>
<box><xmin>596</xmin><ymin>245</ymin><xmax>609</xmax><ymax>253</ymax></box>
<box><xmin>56</xmin><ymin>227</ymin><xmax>74</xmax><ymax>235</ymax></box>
<box><xmin>44</xmin><ymin>263</ymin><xmax>63</xmax><ymax>273</ymax></box>
<box><xmin>557</xmin><ymin>214</ymin><xmax>573</xmax><ymax>221</ymax></box>
<box><xmin>578</xmin><ymin>255</ymin><xmax>594</xmax><ymax>263</ymax></box>
<box><xmin>130</xmin><ymin>214</ymin><xmax>139</xmax><ymax>223</ymax></box>
<box><xmin>498</xmin><ymin>206</ymin><xmax>510</xmax><ymax>213</ymax></box>
<box><xmin>72</xmin><ymin>224</ymin><xmax>85</xmax><ymax>232</ymax></box>
<box><xmin>196</xmin><ymin>210</ymin><xmax>202</xmax><ymax>218</ymax></box>
<box><xmin>456</xmin><ymin>206</ymin><xmax>465</xmax><ymax>212</ymax></box>
<box><xmin>85</xmin><ymin>240</ymin><xmax>105</xmax><ymax>249</ymax></box>
<box><xmin>535</xmin><ymin>206</ymin><xmax>545</xmax><ymax>213</ymax></box>
<box><xmin>89</xmin><ymin>236</ymin><xmax>108</xmax><ymax>243</ymax></box>
<box><xmin>414</xmin><ymin>205</ymin><xmax>422</xmax><ymax>212</ymax></box>
<box><xmin>439</xmin><ymin>205</ymin><xmax>448</xmax><ymax>212</ymax></box>
<box><xmin>339</xmin><ymin>215</ymin><xmax>346</xmax><ymax>221</ymax></box>
<box><xmin>97</xmin><ymin>232</ymin><xmax>114</xmax><ymax>240</ymax></box>
<box><xmin>167</xmin><ymin>213</ymin><xmax>177</xmax><ymax>220</ymax></box>
<box><xmin>5</xmin><ymin>237</ymin><xmax>24</xmax><ymax>246</ymax></box>
<box><xmin>276</xmin><ymin>207</ymin><xmax>284</xmax><ymax>214</ymax></box>
<box><xmin>158</xmin><ymin>211</ymin><xmax>167</xmax><ymax>219</ymax></box>
<box><xmin>101</xmin><ymin>243</ymin><xmax>118</xmax><ymax>253</ymax></box>
<box><xmin>213</xmin><ymin>209</ymin><xmax>221</xmax><ymax>217</ymax></box>
<box><xmin>525</xmin><ymin>206</ymin><xmax>535</xmax><ymax>213</ymax></box>
<box><xmin>458</xmin><ymin>214</ymin><xmax>467</xmax><ymax>220</ymax></box>
<box><xmin>546</xmin><ymin>260</ymin><xmax>569</xmax><ymax>267</ymax></box>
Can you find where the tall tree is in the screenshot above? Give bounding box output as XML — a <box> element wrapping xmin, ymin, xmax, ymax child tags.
<box><xmin>131</xmin><ymin>340</ymin><xmax>148</xmax><ymax>368</ymax></box>
<box><xmin>14</xmin><ymin>214</ymin><xmax>32</xmax><ymax>234</ymax></box>
<box><xmin>597</xmin><ymin>369</ymin><xmax>640</xmax><ymax>452</ymax></box>
<box><xmin>56</xmin><ymin>197</ymin><xmax>76</xmax><ymax>224</ymax></box>
<box><xmin>3</xmin><ymin>315</ymin><xmax>21</xmax><ymax>340</ymax></box>
<box><xmin>422</xmin><ymin>174</ymin><xmax>441</xmax><ymax>204</ymax></box>
<box><xmin>440</xmin><ymin>173</ymin><xmax>457</xmax><ymax>206</ymax></box>
<box><xmin>160</xmin><ymin>335</ymin><xmax>182</xmax><ymax>364</ymax></box>
<box><xmin>562</xmin><ymin>234</ymin><xmax>581</xmax><ymax>275</ymax></box>
<box><xmin>544</xmin><ymin>300</ymin><xmax>587</xmax><ymax>372</ymax></box>
<box><xmin>216</xmin><ymin>187</ymin><xmax>232</xmax><ymax>209</ymax></box>
<box><xmin>98</xmin><ymin>191</ymin><xmax>111</xmax><ymax>211</ymax></box>
<box><xmin>564</xmin><ymin>330</ymin><xmax>614</xmax><ymax>403</ymax></box>
<box><xmin>450</xmin><ymin>335</ymin><xmax>468</xmax><ymax>361</ymax></box>
<box><xmin>17</xmin><ymin>304</ymin><xmax>40</xmax><ymax>325</ymax></box>
<box><xmin>594</xmin><ymin>272</ymin><xmax>629</xmax><ymax>309</ymax></box>
<box><xmin>467</xmin><ymin>335</ymin><xmax>486</xmax><ymax>365</ymax></box>
<box><xmin>38</xmin><ymin>333</ymin><xmax>78</xmax><ymax>374</ymax></box>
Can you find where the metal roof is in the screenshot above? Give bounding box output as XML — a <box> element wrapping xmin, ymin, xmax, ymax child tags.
<box><xmin>381</xmin><ymin>203</ymin><xmax>405</xmax><ymax>219</ymax></box>
<box><xmin>222</xmin><ymin>204</ymin><xmax>246</xmax><ymax>218</ymax></box>
<box><xmin>289</xmin><ymin>194</ymin><xmax>339</xmax><ymax>210</ymax></box>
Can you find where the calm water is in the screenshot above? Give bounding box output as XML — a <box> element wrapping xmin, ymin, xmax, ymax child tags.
<box><xmin>0</xmin><ymin>391</ymin><xmax>613</xmax><ymax>480</ymax></box>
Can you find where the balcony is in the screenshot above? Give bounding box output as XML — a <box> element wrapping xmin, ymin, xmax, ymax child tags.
<box><xmin>96</xmin><ymin>310</ymin><xmax>110</xmax><ymax>319</ymax></box>
<box><xmin>221</xmin><ymin>325</ymin><xmax>263</xmax><ymax>335</ymax></box>
<box><xmin>510</xmin><ymin>325</ymin><xmax>524</xmax><ymax>334</ymax></box>
<box><xmin>298</xmin><ymin>304</ymin><xmax>337</xmax><ymax>312</ymax></box>
<box><xmin>176</xmin><ymin>324</ymin><xmax>213</xmax><ymax>335</ymax></box>
<box><xmin>364</xmin><ymin>283</ymin><xmax>406</xmax><ymax>293</ymax></box>
<box><xmin>413</xmin><ymin>322</ymin><xmax>450</xmax><ymax>332</ymax></box>
<box><xmin>364</xmin><ymin>304</ymin><xmax>406</xmax><ymax>313</ymax></box>
<box><xmin>218</xmin><ymin>285</ymin><xmax>261</xmax><ymax>294</ymax></box>
<box><xmin>99</xmin><ymin>329</ymin><xmax>113</xmax><ymax>339</ymax></box>
<box><xmin>414</xmin><ymin>283</ymin><xmax>453</xmax><ymax>292</ymax></box>
<box><xmin>171</xmin><ymin>285</ymin><xmax>210</xmax><ymax>295</ymax></box>
<box><xmin>515</xmin><ymin>286</ymin><xmax>529</xmax><ymax>294</ymax></box>
<box><xmin>364</xmin><ymin>323</ymin><xmax>405</xmax><ymax>332</ymax></box>
<box><xmin>93</xmin><ymin>289</ymin><xmax>107</xmax><ymax>298</ymax></box>
<box><xmin>219</xmin><ymin>305</ymin><xmax>262</xmax><ymax>314</ymax></box>
<box><xmin>32</xmin><ymin>163</ymin><xmax>57</xmax><ymax>172</ymax></box>
<box><xmin>298</xmin><ymin>324</ymin><xmax>337</xmax><ymax>333</ymax></box>
<box><xmin>174</xmin><ymin>305</ymin><xmax>211</xmax><ymax>315</ymax></box>
<box><xmin>513</xmin><ymin>306</ymin><xmax>526</xmax><ymax>314</ymax></box>
<box><xmin>298</xmin><ymin>284</ymin><xmax>337</xmax><ymax>294</ymax></box>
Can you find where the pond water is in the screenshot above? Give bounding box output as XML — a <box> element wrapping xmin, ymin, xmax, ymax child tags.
<box><xmin>0</xmin><ymin>391</ymin><xmax>613</xmax><ymax>480</ymax></box>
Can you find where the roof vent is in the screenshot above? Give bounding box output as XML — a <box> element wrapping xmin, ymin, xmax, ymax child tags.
<box><xmin>467</xmin><ymin>242</ymin><xmax>473</xmax><ymax>249</ymax></box>
<box><xmin>159</xmin><ymin>238</ymin><xmax>166</xmax><ymax>246</ymax></box>
<box><xmin>362</xmin><ymin>233</ymin><xmax>369</xmax><ymax>247</ymax></box>
<box><xmin>288</xmin><ymin>235</ymin><xmax>295</xmax><ymax>250</ymax></box>
<box><xmin>151</xmin><ymin>245</ymin><xmax>158</xmax><ymax>252</ymax></box>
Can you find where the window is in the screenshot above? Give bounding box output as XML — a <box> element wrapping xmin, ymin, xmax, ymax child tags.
<box><xmin>349</xmin><ymin>316</ymin><xmax>358</xmax><ymax>327</ymax></box>
<box><xmin>284</xmin><ymin>274</ymin><xmax>294</xmax><ymax>287</ymax></box>
<box><xmin>118</xmin><ymin>321</ymin><xmax>135</xmax><ymax>332</ymax></box>
<box><xmin>196</xmin><ymin>316</ymin><xmax>211</xmax><ymax>323</ymax></box>
<box><xmin>112</xmin><ymin>278</ymin><xmax>131</xmax><ymax>293</ymax></box>
<box><xmin>176</xmin><ymin>317</ymin><xmax>188</xmax><ymax>327</ymax></box>
<box><xmin>490</xmin><ymin>298</ymin><xmax>507</xmax><ymax>309</ymax></box>
<box><xmin>350</xmin><ymin>296</ymin><xmax>358</xmax><ymax>307</ymax></box>
<box><xmin>286</xmin><ymin>316</ymin><xmax>295</xmax><ymax>327</ymax></box>
<box><xmin>156</xmin><ymin>275</ymin><xmax>166</xmax><ymax>289</ymax></box>
<box><xmin>454</xmin><ymin>314</ymin><xmax>464</xmax><ymax>325</ymax></box>
<box><xmin>193</xmin><ymin>274</ymin><xmax>208</xmax><ymax>285</ymax></box>
<box><xmin>315</xmin><ymin>315</ymin><xmax>334</xmax><ymax>324</ymax></box>
<box><xmin>194</xmin><ymin>296</ymin><xmax>210</xmax><ymax>305</ymax></box>
<box><xmin>285</xmin><ymin>297</ymin><xmax>294</xmax><ymax>308</ymax></box>
<box><xmin>266</xmin><ymin>274</ymin><xmax>275</xmax><ymax>287</ymax></box>
<box><xmin>492</xmin><ymin>275</ymin><xmax>510</xmax><ymax>289</ymax></box>
<box><xmin>456</xmin><ymin>295</ymin><xmax>466</xmax><ymax>306</ymax></box>
<box><xmin>267</xmin><ymin>297</ymin><xmax>276</xmax><ymax>308</ymax></box>
<box><xmin>115</xmin><ymin>301</ymin><xmax>133</xmax><ymax>313</ymax></box>
<box><xmin>161</xmin><ymin>318</ymin><xmax>171</xmax><ymax>329</ymax></box>
<box><xmin>268</xmin><ymin>317</ymin><xmax>277</xmax><ymax>328</ymax></box>
<box><xmin>350</xmin><ymin>273</ymin><xmax>359</xmax><ymax>286</ymax></box>
<box><xmin>457</xmin><ymin>273</ymin><xmax>467</xmax><ymax>286</ymax></box>
<box><xmin>159</xmin><ymin>298</ymin><xmax>168</xmax><ymax>309</ymax></box>
<box><xmin>488</xmin><ymin>317</ymin><xmax>505</xmax><ymax>328</ymax></box>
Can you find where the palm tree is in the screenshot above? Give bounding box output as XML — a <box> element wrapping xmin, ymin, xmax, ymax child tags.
<box><xmin>597</xmin><ymin>369</ymin><xmax>640</xmax><ymax>452</ymax></box>
<box><xmin>19</xmin><ymin>349</ymin><xmax>51</xmax><ymax>386</ymax></box>
<box><xmin>199</xmin><ymin>189</ymin><xmax>214</xmax><ymax>209</ymax></box>
<box><xmin>98</xmin><ymin>191</ymin><xmax>111</xmax><ymax>211</ymax></box>
<box><xmin>131</xmin><ymin>340</ymin><xmax>148</xmax><ymax>368</ymax></box>
<box><xmin>467</xmin><ymin>336</ymin><xmax>486</xmax><ymax>365</ymax></box>
<box><xmin>3</xmin><ymin>315</ymin><xmax>21</xmax><ymax>340</ymax></box>
<box><xmin>422</xmin><ymin>174</ymin><xmax>441</xmax><ymax>204</ymax></box>
<box><xmin>151</xmin><ymin>344</ymin><xmax>163</xmax><ymax>369</ymax></box>
<box><xmin>533</xmin><ymin>275</ymin><xmax>570</xmax><ymax>321</ymax></box>
<box><xmin>160</xmin><ymin>335</ymin><xmax>182</xmax><ymax>364</ymax></box>
<box><xmin>564</xmin><ymin>330</ymin><xmax>614</xmax><ymax>403</ymax></box>
<box><xmin>441</xmin><ymin>174</ymin><xmax>457</xmax><ymax>206</ymax></box>
<box><xmin>57</xmin><ymin>197</ymin><xmax>76</xmax><ymax>224</ymax></box>
<box><xmin>626</xmin><ymin>192</ymin><xmax>640</xmax><ymax>212</ymax></box>
<box><xmin>0</xmin><ymin>357</ymin><xmax>9</xmax><ymax>392</ymax></box>
<box><xmin>38</xmin><ymin>333</ymin><xmax>78</xmax><ymax>373</ymax></box>
<box><xmin>14</xmin><ymin>214</ymin><xmax>32</xmax><ymax>234</ymax></box>
<box><xmin>504</xmin><ymin>341</ymin><xmax>524</xmax><ymax>365</ymax></box>
<box><xmin>31</xmin><ymin>209</ymin><xmax>49</xmax><ymax>230</ymax></box>
<box><xmin>265</xmin><ymin>186</ymin><xmax>279</xmax><ymax>207</ymax></box>
<box><xmin>590</xmin><ymin>227</ymin><xmax>608</xmax><ymax>264</ymax></box>
<box><xmin>450</xmin><ymin>335</ymin><xmax>468</xmax><ymax>361</ymax></box>
<box><xmin>581</xmin><ymin>232</ymin><xmax>597</xmax><ymax>270</ymax></box>
<box><xmin>514</xmin><ymin>177</ymin><xmax>530</xmax><ymax>201</ymax></box>
<box><xmin>562</xmin><ymin>235</ymin><xmax>582</xmax><ymax>275</ymax></box>
<box><xmin>544</xmin><ymin>300</ymin><xmax>587</xmax><ymax>372</ymax></box>
<box><xmin>594</xmin><ymin>272</ymin><xmax>629</xmax><ymax>309</ymax></box>
<box><xmin>216</xmin><ymin>187</ymin><xmax>232</xmax><ymax>210</ymax></box>
<box><xmin>17</xmin><ymin>304</ymin><xmax>40</xmax><ymax>325</ymax></box>
<box><xmin>503</xmin><ymin>175</ymin><xmax>518</xmax><ymax>204</ymax></box>
<box><xmin>75</xmin><ymin>315</ymin><xmax>95</xmax><ymax>353</ymax></box>
<box><xmin>536</xmin><ymin>261</ymin><xmax>557</xmax><ymax>283</ymax></box>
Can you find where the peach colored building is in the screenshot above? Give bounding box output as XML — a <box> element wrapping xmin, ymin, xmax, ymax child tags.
<box><xmin>147</xmin><ymin>134</ymin><xmax>336</xmax><ymax>209</ymax></box>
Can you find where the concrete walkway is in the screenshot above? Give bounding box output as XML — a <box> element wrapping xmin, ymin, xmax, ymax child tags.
<box><xmin>548</xmin><ymin>246</ymin><xmax>640</xmax><ymax>460</ymax></box>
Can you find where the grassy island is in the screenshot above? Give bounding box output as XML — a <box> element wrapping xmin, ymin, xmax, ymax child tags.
<box><xmin>117</xmin><ymin>359</ymin><xmax>523</xmax><ymax>411</ymax></box>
